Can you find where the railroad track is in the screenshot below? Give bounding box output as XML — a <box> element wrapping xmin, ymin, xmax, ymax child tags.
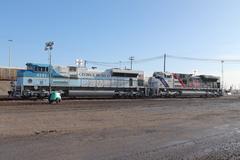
<box><xmin>0</xmin><ymin>94</ymin><xmax>223</xmax><ymax>101</ymax></box>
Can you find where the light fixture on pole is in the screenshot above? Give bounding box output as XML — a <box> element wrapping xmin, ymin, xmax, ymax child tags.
<box><xmin>44</xmin><ymin>41</ymin><xmax>54</xmax><ymax>94</ymax></box>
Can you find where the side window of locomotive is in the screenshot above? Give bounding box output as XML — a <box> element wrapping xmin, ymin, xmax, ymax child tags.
<box><xmin>166</xmin><ymin>75</ymin><xmax>172</xmax><ymax>78</ymax></box>
<box><xmin>129</xmin><ymin>78</ymin><xmax>133</xmax><ymax>86</ymax></box>
<box><xmin>27</xmin><ymin>66</ymin><xmax>33</xmax><ymax>70</ymax></box>
<box><xmin>138</xmin><ymin>80</ymin><xmax>144</xmax><ymax>86</ymax></box>
<box><xmin>39</xmin><ymin>67</ymin><xmax>42</xmax><ymax>72</ymax></box>
<box><xmin>69</xmin><ymin>67</ymin><xmax>77</xmax><ymax>72</ymax></box>
<box><xmin>34</xmin><ymin>67</ymin><xmax>48</xmax><ymax>72</ymax></box>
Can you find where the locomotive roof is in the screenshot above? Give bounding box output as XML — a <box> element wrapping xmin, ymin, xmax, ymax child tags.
<box><xmin>199</xmin><ymin>75</ymin><xmax>220</xmax><ymax>80</ymax></box>
<box><xmin>26</xmin><ymin>63</ymin><xmax>50</xmax><ymax>68</ymax></box>
<box><xmin>25</xmin><ymin>63</ymin><xmax>144</xmax><ymax>74</ymax></box>
<box><xmin>111</xmin><ymin>68</ymin><xmax>143</xmax><ymax>74</ymax></box>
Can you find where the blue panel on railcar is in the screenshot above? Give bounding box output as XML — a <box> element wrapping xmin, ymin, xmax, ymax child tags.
<box><xmin>17</xmin><ymin>70</ymin><xmax>38</xmax><ymax>77</ymax></box>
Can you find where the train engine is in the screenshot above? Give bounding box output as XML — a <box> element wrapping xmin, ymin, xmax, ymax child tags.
<box><xmin>148</xmin><ymin>72</ymin><xmax>221</xmax><ymax>97</ymax></box>
<box><xmin>13</xmin><ymin>63</ymin><xmax>145</xmax><ymax>98</ymax></box>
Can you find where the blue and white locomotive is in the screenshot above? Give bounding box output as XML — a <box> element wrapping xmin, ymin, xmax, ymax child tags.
<box><xmin>14</xmin><ymin>62</ymin><xmax>145</xmax><ymax>98</ymax></box>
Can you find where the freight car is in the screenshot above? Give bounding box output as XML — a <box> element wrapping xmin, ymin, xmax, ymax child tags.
<box><xmin>12</xmin><ymin>62</ymin><xmax>222</xmax><ymax>98</ymax></box>
<box><xmin>0</xmin><ymin>67</ymin><xmax>24</xmax><ymax>81</ymax></box>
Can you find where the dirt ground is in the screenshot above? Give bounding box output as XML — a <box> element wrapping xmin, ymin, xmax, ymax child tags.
<box><xmin>1</xmin><ymin>97</ymin><xmax>240</xmax><ymax>160</ymax></box>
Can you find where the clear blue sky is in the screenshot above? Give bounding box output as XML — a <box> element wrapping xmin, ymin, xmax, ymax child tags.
<box><xmin>1</xmin><ymin>0</ymin><xmax>240</xmax><ymax>87</ymax></box>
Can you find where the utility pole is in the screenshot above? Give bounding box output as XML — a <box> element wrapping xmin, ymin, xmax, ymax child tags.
<box><xmin>44</xmin><ymin>41</ymin><xmax>54</xmax><ymax>94</ymax></box>
<box><xmin>129</xmin><ymin>56</ymin><xmax>134</xmax><ymax>70</ymax></box>
<box><xmin>221</xmin><ymin>60</ymin><xmax>224</xmax><ymax>91</ymax></box>
<box><xmin>119</xmin><ymin>61</ymin><xmax>122</xmax><ymax>69</ymax></box>
<box><xmin>163</xmin><ymin>53</ymin><xmax>166</xmax><ymax>72</ymax></box>
<box><xmin>8</xmin><ymin>40</ymin><xmax>13</xmax><ymax>67</ymax></box>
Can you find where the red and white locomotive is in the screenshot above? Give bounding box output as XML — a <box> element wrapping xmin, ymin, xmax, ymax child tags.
<box><xmin>148</xmin><ymin>72</ymin><xmax>221</xmax><ymax>97</ymax></box>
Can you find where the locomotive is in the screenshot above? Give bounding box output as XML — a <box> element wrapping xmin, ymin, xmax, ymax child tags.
<box><xmin>12</xmin><ymin>61</ymin><xmax>222</xmax><ymax>98</ymax></box>
<box><xmin>148</xmin><ymin>72</ymin><xmax>221</xmax><ymax>97</ymax></box>
<box><xmin>13</xmin><ymin>62</ymin><xmax>145</xmax><ymax>98</ymax></box>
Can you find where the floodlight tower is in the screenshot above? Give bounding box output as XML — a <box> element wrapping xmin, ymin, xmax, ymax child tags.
<box><xmin>44</xmin><ymin>41</ymin><xmax>54</xmax><ymax>94</ymax></box>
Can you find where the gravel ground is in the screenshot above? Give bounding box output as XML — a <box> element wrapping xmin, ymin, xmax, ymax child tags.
<box><xmin>1</xmin><ymin>97</ymin><xmax>240</xmax><ymax>159</ymax></box>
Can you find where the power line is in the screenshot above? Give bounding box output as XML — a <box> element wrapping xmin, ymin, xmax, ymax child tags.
<box><xmin>85</xmin><ymin>54</ymin><xmax>240</xmax><ymax>69</ymax></box>
<box><xmin>167</xmin><ymin>54</ymin><xmax>240</xmax><ymax>62</ymax></box>
<box><xmin>86</xmin><ymin>55</ymin><xmax>164</xmax><ymax>66</ymax></box>
<box><xmin>134</xmin><ymin>55</ymin><xmax>164</xmax><ymax>63</ymax></box>
<box><xmin>167</xmin><ymin>55</ymin><xmax>221</xmax><ymax>62</ymax></box>
<box><xmin>86</xmin><ymin>60</ymin><xmax>119</xmax><ymax>65</ymax></box>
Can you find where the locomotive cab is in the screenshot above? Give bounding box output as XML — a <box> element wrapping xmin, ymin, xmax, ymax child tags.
<box><xmin>26</xmin><ymin>63</ymin><xmax>49</xmax><ymax>73</ymax></box>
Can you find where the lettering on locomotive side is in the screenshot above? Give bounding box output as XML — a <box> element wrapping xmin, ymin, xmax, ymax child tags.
<box><xmin>36</xmin><ymin>73</ymin><xmax>48</xmax><ymax>78</ymax></box>
<box><xmin>80</xmin><ymin>73</ymin><xmax>111</xmax><ymax>77</ymax></box>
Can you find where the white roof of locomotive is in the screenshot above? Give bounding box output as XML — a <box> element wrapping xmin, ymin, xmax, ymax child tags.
<box><xmin>110</xmin><ymin>68</ymin><xmax>143</xmax><ymax>74</ymax></box>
